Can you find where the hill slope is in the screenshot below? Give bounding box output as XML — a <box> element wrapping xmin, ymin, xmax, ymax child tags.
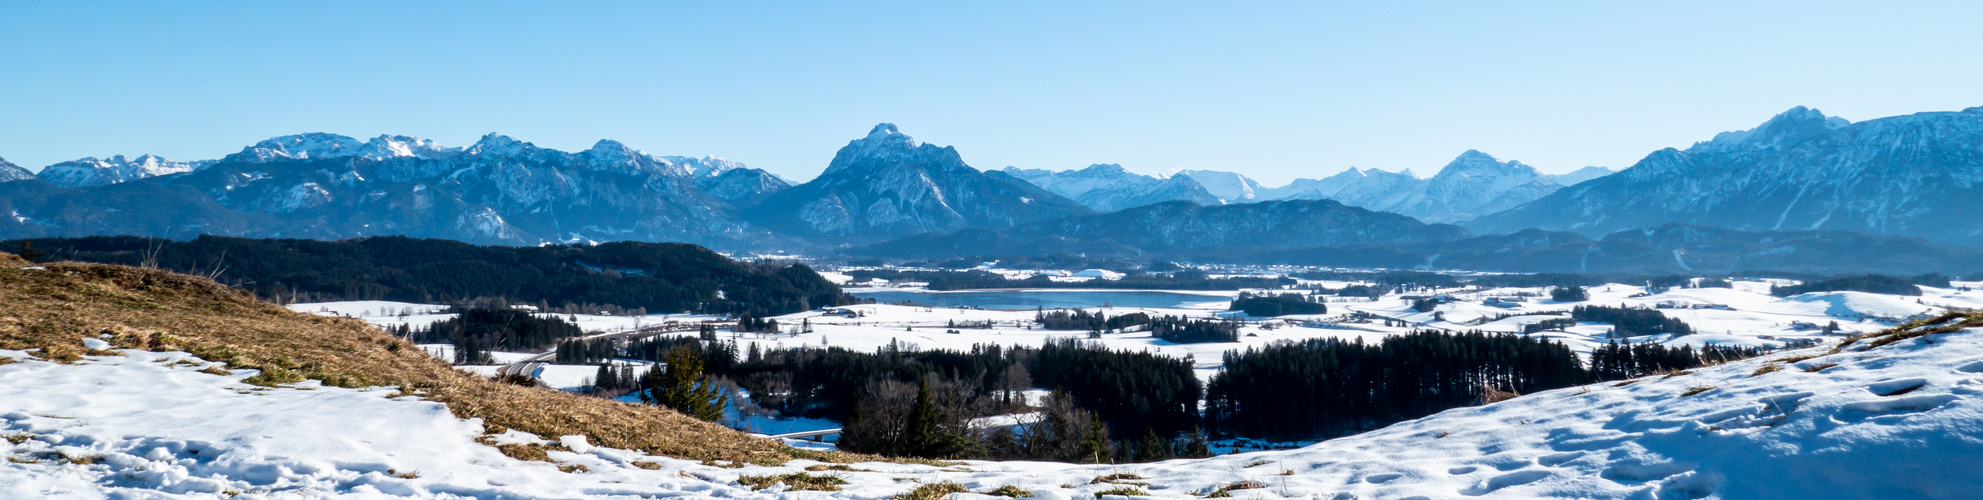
<box><xmin>0</xmin><ymin>251</ymin><xmax>842</xmax><ymax>473</ymax></box>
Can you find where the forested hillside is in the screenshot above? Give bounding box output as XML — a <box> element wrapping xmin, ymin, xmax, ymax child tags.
<box><xmin>9</xmin><ymin>235</ymin><xmax>850</xmax><ymax>316</ymax></box>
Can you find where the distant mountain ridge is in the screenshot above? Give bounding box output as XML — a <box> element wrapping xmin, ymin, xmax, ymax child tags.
<box><xmin>1001</xmin><ymin>164</ymin><xmax>1224</xmax><ymax>211</ymax></box>
<box><xmin>1469</xmin><ymin>106</ymin><xmax>1983</xmax><ymax>246</ymax></box>
<box><xmin>0</xmin><ymin>131</ymin><xmax>790</xmax><ymax>248</ymax></box>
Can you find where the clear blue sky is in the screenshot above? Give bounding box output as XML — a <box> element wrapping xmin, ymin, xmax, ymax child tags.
<box><xmin>3</xmin><ymin>1</ymin><xmax>1979</xmax><ymax>185</ymax></box>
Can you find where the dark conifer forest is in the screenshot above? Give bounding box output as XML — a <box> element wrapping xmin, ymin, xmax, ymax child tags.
<box><xmin>1204</xmin><ymin>330</ymin><xmax>1755</xmax><ymax>441</ymax></box>
<box><xmin>1571</xmin><ymin>306</ymin><xmax>1695</xmax><ymax>337</ymax></box>
<box><xmin>12</xmin><ymin>235</ymin><xmax>851</xmax><ymax>316</ymax></box>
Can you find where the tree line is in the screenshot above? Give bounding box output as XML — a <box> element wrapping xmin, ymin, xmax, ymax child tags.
<box><xmin>1204</xmin><ymin>330</ymin><xmax>1755</xmax><ymax>441</ymax></box>
<box><xmin>12</xmin><ymin>235</ymin><xmax>851</xmax><ymax>317</ymax></box>
<box><xmin>1229</xmin><ymin>292</ymin><xmax>1328</xmax><ymax>317</ymax></box>
<box><xmin>1571</xmin><ymin>305</ymin><xmax>1694</xmax><ymax>337</ymax></box>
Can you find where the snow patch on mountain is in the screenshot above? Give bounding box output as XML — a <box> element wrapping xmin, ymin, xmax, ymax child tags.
<box><xmin>1173</xmin><ymin>169</ymin><xmax>1263</xmax><ymax>202</ymax></box>
<box><xmin>0</xmin><ymin>157</ymin><xmax>33</xmax><ymax>183</ymax></box>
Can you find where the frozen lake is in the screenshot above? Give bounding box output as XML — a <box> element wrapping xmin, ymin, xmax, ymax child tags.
<box><xmin>848</xmin><ymin>288</ymin><xmax>1234</xmax><ymax>310</ymax></box>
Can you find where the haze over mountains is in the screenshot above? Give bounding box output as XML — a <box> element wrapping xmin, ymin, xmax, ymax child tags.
<box><xmin>2</xmin><ymin>105</ymin><xmax>1980</xmax><ymax>272</ymax></box>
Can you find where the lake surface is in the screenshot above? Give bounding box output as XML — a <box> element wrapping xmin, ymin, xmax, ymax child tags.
<box><xmin>848</xmin><ymin>289</ymin><xmax>1233</xmax><ymax>310</ymax></box>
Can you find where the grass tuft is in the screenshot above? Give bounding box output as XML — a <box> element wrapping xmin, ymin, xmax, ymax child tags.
<box><xmin>1093</xmin><ymin>486</ymin><xmax>1148</xmax><ymax>498</ymax></box>
<box><xmin>737</xmin><ymin>472</ymin><xmax>847</xmax><ymax>491</ymax></box>
<box><xmin>1090</xmin><ymin>473</ymin><xmax>1145</xmax><ymax>484</ymax></box>
<box><xmin>1680</xmin><ymin>385</ymin><xmax>1715</xmax><ymax>397</ymax></box>
<box><xmin>1750</xmin><ymin>364</ymin><xmax>1782</xmax><ymax>377</ymax></box>
<box><xmin>1803</xmin><ymin>362</ymin><xmax>1838</xmax><ymax>372</ymax></box>
<box><xmin>807</xmin><ymin>464</ymin><xmax>874</xmax><ymax>472</ymax></box>
<box><xmin>894</xmin><ymin>481</ymin><xmax>969</xmax><ymax>500</ymax></box>
<box><xmin>982</xmin><ymin>485</ymin><xmax>1033</xmax><ymax>498</ymax></box>
<box><xmin>1205</xmin><ymin>480</ymin><xmax>1268</xmax><ymax>497</ymax></box>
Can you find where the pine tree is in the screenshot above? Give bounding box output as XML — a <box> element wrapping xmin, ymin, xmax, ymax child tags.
<box><xmin>638</xmin><ymin>347</ymin><xmax>728</xmax><ymax>422</ymax></box>
<box><xmin>904</xmin><ymin>376</ymin><xmax>977</xmax><ymax>459</ymax></box>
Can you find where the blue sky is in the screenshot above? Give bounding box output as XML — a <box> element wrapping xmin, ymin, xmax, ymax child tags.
<box><xmin>3</xmin><ymin>1</ymin><xmax>1979</xmax><ymax>184</ymax></box>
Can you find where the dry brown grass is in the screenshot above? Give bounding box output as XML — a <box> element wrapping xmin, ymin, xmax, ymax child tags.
<box><xmin>0</xmin><ymin>253</ymin><xmax>867</xmax><ymax>466</ymax></box>
<box><xmin>737</xmin><ymin>471</ymin><xmax>848</xmax><ymax>491</ymax></box>
<box><xmin>1205</xmin><ymin>480</ymin><xmax>1268</xmax><ymax>498</ymax></box>
<box><xmin>894</xmin><ymin>481</ymin><xmax>969</xmax><ymax>500</ymax></box>
<box><xmin>1750</xmin><ymin>364</ymin><xmax>1782</xmax><ymax>377</ymax></box>
<box><xmin>1481</xmin><ymin>386</ymin><xmax>1521</xmax><ymax>404</ymax></box>
<box><xmin>1837</xmin><ymin>311</ymin><xmax>1983</xmax><ymax>352</ymax></box>
<box><xmin>981</xmin><ymin>484</ymin><xmax>1033</xmax><ymax>497</ymax></box>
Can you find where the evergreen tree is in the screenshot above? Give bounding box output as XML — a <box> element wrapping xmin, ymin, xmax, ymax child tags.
<box><xmin>638</xmin><ymin>347</ymin><xmax>728</xmax><ymax>422</ymax></box>
<box><xmin>16</xmin><ymin>240</ymin><xmax>43</xmax><ymax>262</ymax></box>
<box><xmin>904</xmin><ymin>376</ymin><xmax>979</xmax><ymax>459</ymax></box>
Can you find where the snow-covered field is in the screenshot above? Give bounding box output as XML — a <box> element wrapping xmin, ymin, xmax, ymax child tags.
<box><xmin>291</xmin><ymin>281</ymin><xmax>1980</xmax><ymax>388</ymax></box>
<box><xmin>6</xmin><ymin>319</ymin><xmax>1980</xmax><ymax>498</ymax></box>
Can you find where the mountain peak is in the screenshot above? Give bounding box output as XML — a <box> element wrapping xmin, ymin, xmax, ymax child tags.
<box><xmin>867</xmin><ymin>123</ymin><xmax>900</xmax><ymax>138</ymax></box>
<box><xmin>358</xmin><ymin>135</ymin><xmax>458</xmax><ymax>160</ymax></box>
<box><xmin>467</xmin><ymin>133</ymin><xmax>530</xmax><ymax>157</ymax></box>
<box><xmin>224</xmin><ymin>133</ymin><xmax>365</xmax><ymax>163</ymax></box>
<box><xmin>1080</xmin><ymin>163</ymin><xmax>1130</xmax><ymax>174</ymax></box>
<box><xmin>1703</xmin><ymin>106</ymin><xmax>1851</xmax><ymax>150</ymax></box>
<box><xmin>822</xmin><ymin>123</ymin><xmax>946</xmax><ymax>176</ymax></box>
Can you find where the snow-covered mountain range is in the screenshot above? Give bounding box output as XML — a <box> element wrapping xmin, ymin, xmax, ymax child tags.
<box><xmin>0</xmin><ymin>132</ymin><xmax>790</xmax><ymax>247</ymax></box>
<box><xmin>4</xmin><ymin>105</ymin><xmax>1982</xmax><ymax>261</ymax></box>
<box><xmin>1470</xmin><ymin>106</ymin><xmax>1983</xmax><ymax>246</ymax></box>
<box><xmin>1007</xmin><ymin>151</ymin><xmax>1590</xmax><ymax>224</ymax></box>
<box><xmin>35</xmin><ymin>155</ymin><xmax>213</xmax><ymax>188</ymax></box>
<box><xmin>1000</xmin><ymin>164</ymin><xmax>1223</xmax><ymax>212</ymax></box>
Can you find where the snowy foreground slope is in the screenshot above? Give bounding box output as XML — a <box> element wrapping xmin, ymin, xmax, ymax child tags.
<box><xmin>6</xmin><ymin>321</ymin><xmax>1982</xmax><ymax>498</ymax></box>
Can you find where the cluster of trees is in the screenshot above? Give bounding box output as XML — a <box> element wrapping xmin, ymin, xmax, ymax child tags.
<box><xmin>735</xmin><ymin>313</ymin><xmax>781</xmax><ymax>333</ymax></box>
<box><xmin>14</xmin><ymin>235</ymin><xmax>851</xmax><ymax>317</ymax></box>
<box><xmin>709</xmin><ymin>339</ymin><xmax>1202</xmax><ymax>461</ymax></box>
<box><xmin>411</xmin><ymin>308</ymin><xmax>585</xmax><ymax>363</ymax></box>
<box><xmin>1205</xmin><ymin>331</ymin><xmax>1587</xmax><ymax>440</ymax></box>
<box><xmin>1587</xmin><ymin>342</ymin><xmax>1765</xmax><ymax>380</ymax></box>
<box><xmin>1522</xmin><ymin>317</ymin><xmax>1577</xmax><ymax>333</ymax></box>
<box><xmin>1328</xmin><ymin>284</ymin><xmax>1390</xmax><ymax>298</ymax></box>
<box><xmin>1550</xmin><ymin>286</ymin><xmax>1589</xmax><ymax>302</ymax></box>
<box><xmin>553</xmin><ymin>338</ymin><xmax>617</xmax><ymax>364</ymax></box>
<box><xmin>1571</xmin><ymin>306</ymin><xmax>1694</xmax><ymax>337</ymax></box>
<box><xmin>1147</xmin><ymin>316</ymin><xmax>1241</xmax><ymax>344</ymax></box>
<box><xmin>1229</xmin><ymin>292</ymin><xmax>1327</xmax><ymax>316</ymax></box>
<box><xmin>1035</xmin><ymin>309</ymin><xmax>1152</xmax><ymax>331</ymax></box>
<box><xmin>1771</xmin><ymin>274</ymin><xmax>1930</xmax><ymax>297</ymax></box>
<box><xmin>1030</xmin><ymin>339</ymin><xmax>1203</xmax><ymax>438</ymax></box>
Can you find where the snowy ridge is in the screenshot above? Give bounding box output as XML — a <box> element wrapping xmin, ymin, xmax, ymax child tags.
<box><xmin>1003</xmin><ymin>164</ymin><xmax>1223</xmax><ymax>211</ymax></box>
<box><xmin>0</xmin><ymin>157</ymin><xmax>32</xmax><ymax>183</ymax></box>
<box><xmin>35</xmin><ymin>155</ymin><xmax>211</xmax><ymax>188</ymax></box>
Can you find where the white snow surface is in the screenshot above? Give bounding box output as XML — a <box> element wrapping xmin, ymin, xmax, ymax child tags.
<box><xmin>6</xmin><ymin>318</ymin><xmax>1983</xmax><ymax>498</ymax></box>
